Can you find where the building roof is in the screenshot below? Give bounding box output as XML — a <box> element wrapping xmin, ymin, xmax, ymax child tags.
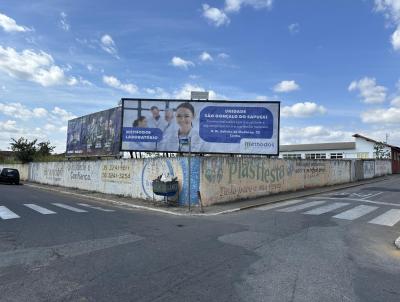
<box><xmin>280</xmin><ymin>142</ymin><xmax>356</xmax><ymax>152</ymax></box>
<box><xmin>352</xmin><ymin>134</ymin><xmax>399</xmax><ymax>149</ymax></box>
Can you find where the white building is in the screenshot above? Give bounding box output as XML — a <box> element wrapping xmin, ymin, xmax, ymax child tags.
<box><xmin>279</xmin><ymin>134</ymin><xmax>393</xmax><ymax>160</ymax></box>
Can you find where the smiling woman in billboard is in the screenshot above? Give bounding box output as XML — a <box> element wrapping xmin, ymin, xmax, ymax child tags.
<box><xmin>158</xmin><ymin>102</ymin><xmax>204</xmax><ymax>152</ymax></box>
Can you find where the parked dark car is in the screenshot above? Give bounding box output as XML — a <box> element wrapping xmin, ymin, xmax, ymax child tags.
<box><xmin>0</xmin><ymin>168</ymin><xmax>20</xmax><ymax>185</ymax></box>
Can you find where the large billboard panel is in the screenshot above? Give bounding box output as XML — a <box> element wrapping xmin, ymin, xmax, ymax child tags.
<box><xmin>121</xmin><ymin>99</ymin><xmax>280</xmax><ymax>155</ymax></box>
<box><xmin>66</xmin><ymin>107</ymin><xmax>122</xmax><ymax>157</ymax></box>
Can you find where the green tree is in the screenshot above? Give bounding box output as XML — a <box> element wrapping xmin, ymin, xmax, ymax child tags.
<box><xmin>36</xmin><ymin>141</ymin><xmax>55</xmax><ymax>156</ymax></box>
<box><xmin>10</xmin><ymin>137</ymin><xmax>37</xmax><ymax>163</ymax></box>
<box><xmin>373</xmin><ymin>142</ymin><xmax>391</xmax><ymax>159</ymax></box>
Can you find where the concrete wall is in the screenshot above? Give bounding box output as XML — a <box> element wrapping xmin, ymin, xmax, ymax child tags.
<box><xmin>1</xmin><ymin>158</ymin><xmax>393</xmax><ymax>206</ymax></box>
<box><xmin>362</xmin><ymin>160</ymin><xmax>375</xmax><ymax>179</ymax></box>
<box><xmin>374</xmin><ymin>160</ymin><xmax>392</xmax><ymax>176</ymax></box>
<box><xmin>0</xmin><ymin>163</ymin><xmax>29</xmax><ymax>180</ymax></box>
<box><xmin>29</xmin><ymin>158</ymin><xmax>200</xmax><ymax>205</ymax></box>
<box><xmin>199</xmin><ymin>158</ymin><xmax>352</xmax><ymax>206</ymax></box>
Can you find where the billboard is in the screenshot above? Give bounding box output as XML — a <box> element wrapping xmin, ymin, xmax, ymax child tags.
<box><xmin>121</xmin><ymin>99</ymin><xmax>280</xmax><ymax>155</ymax></box>
<box><xmin>66</xmin><ymin>107</ymin><xmax>122</xmax><ymax>157</ymax></box>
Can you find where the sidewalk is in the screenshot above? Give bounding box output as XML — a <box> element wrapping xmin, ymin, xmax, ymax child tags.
<box><xmin>24</xmin><ymin>174</ymin><xmax>399</xmax><ymax>216</ymax></box>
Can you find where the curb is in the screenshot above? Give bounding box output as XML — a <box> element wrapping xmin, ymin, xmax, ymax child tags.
<box><xmin>233</xmin><ymin>175</ymin><xmax>393</xmax><ymax>212</ymax></box>
<box><xmin>24</xmin><ymin>183</ymin><xmax>240</xmax><ymax>217</ymax></box>
<box><xmin>395</xmin><ymin>236</ymin><xmax>400</xmax><ymax>249</ymax></box>
<box><xmin>23</xmin><ymin>174</ymin><xmax>395</xmax><ymax>217</ymax></box>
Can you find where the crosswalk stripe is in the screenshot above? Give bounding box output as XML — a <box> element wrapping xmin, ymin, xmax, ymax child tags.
<box><xmin>277</xmin><ymin>200</ymin><xmax>327</xmax><ymax>213</ymax></box>
<box><xmin>255</xmin><ymin>199</ymin><xmax>304</xmax><ymax>211</ymax></box>
<box><xmin>24</xmin><ymin>204</ymin><xmax>56</xmax><ymax>215</ymax></box>
<box><xmin>51</xmin><ymin>203</ymin><xmax>87</xmax><ymax>213</ymax></box>
<box><xmin>368</xmin><ymin>209</ymin><xmax>400</xmax><ymax>227</ymax></box>
<box><xmin>303</xmin><ymin>202</ymin><xmax>349</xmax><ymax>215</ymax></box>
<box><xmin>333</xmin><ymin>205</ymin><xmax>378</xmax><ymax>220</ymax></box>
<box><xmin>77</xmin><ymin>203</ymin><xmax>115</xmax><ymax>212</ymax></box>
<box><xmin>0</xmin><ymin>206</ymin><xmax>20</xmax><ymax>220</ymax></box>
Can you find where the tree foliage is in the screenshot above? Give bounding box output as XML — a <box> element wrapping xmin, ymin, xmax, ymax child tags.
<box><xmin>373</xmin><ymin>142</ymin><xmax>391</xmax><ymax>159</ymax></box>
<box><xmin>9</xmin><ymin>137</ymin><xmax>56</xmax><ymax>163</ymax></box>
<box><xmin>37</xmin><ymin>141</ymin><xmax>55</xmax><ymax>156</ymax></box>
<box><xmin>10</xmin><ymin>137</ymin><xmax>37</xmax><ymax>163</ymax></box>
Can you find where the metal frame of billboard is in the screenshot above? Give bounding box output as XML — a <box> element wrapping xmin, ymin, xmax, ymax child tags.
<box><xmin>66</xmin><ymin>106</ymin><xmax>122</xmax><ymax>158</ymax></box>
<box><xmin>120</xmin><ymin>98</ymin><xmax>280</xmax><ymax>156</ymax></box>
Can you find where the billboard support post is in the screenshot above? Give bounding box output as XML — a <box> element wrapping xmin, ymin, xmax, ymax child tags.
<box><xmin>188</xmin><ymin>136</ymin><xmax>191</xmax><ymax>211</ymax></box>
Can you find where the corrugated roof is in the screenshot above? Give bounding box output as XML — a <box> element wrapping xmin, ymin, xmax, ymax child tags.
<box><xmin>280</xmin><ymin>142</ymin><xmax>356</xmax><ymax>152</ymax></box>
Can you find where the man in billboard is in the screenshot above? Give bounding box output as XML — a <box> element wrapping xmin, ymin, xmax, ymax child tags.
<box><xmin>148</xmin><ymin>106</ymin><xmax>167</xmax><ymax>130</ymax></box>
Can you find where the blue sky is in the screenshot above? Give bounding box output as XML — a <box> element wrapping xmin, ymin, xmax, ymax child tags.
<box><xmin>1</xmin><ymin>0</ymin><xmax>400</xmax><ymax>152</ymax></box>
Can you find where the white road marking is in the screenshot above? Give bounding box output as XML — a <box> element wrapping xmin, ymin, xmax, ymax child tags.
<box><xmin>77</xmin><ymin>203</ymin><xmax>115</xmax><ymax>212</ymax></box>
<box><xmin>369</xmin><ymin>209</ymin><xmax>400</xmax><ymax>227</ymax></box>
<box><xmin>309</xmin><ymin>196</ymin><xmax>400</xmax><ymax>208</ymax></box>
<box><xmin>0</xmin><ymin>206</ymin><xmax>20</xmax><ymax>220</ymax></box>
<box><xmin>277</xmin><ymin>200</ymin><xmax>327</xmax><ymax>212</ymax></box>
<box><xmin>362</xmin><ymin>192</ymin><xmax>383</xmax><ymax>199</ymax></box>
<box><xmin>51</xmin><ymin>203</ymin><xmax>87</xmax><ymax>213</ymax></box>
<box><xmin>333</xmin><ymin>205</ymin><xmax>378</xmax><ymax>220</ymax></box>
<box><xmin>255</xmin><ymin>199</ymin><xmax>305</xmax><ymax>211</ymax></box>
<box><xmin>303</xmin><ymin>202</ymin><xmax>349</xmax><ymax>215</ymax></box>
<box><xmin>24</xmin><ymin>204</ymin><xmax>56</xmax><ymax>215</ymax></box>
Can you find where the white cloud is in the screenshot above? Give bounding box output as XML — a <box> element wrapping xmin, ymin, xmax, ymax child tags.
<box><xmin>361</xmin><ymin>107</ymin><xmax>400</xmax><ymax>124</ymax></box>
<box><xmin>282</xmin><ymin>102</ymin><xmax>326</xmax><ymax>118</ymax></box>
<box><xmin>224</xmin><ymin>0</ymin><xmax>273</xmax><ymax>12</ymax></box>
<box><xmin>273</xmin><ymin>80</ymin><xmax>300</xmax><ymax>93</ymax></box>
<box><xmin>392</xmin><ymin>26</ymin><xmax>400</xmax><ymax>50</ymax></box>
<box><xmin>0</xmin><ymin>102</ymin><xmax>49</xmax><ymax>120</ymax></box>
<box><xmin>44</xmin><ymin>123</ymin><xmax>57</xmax><ymax>131</ymax></box>
<box><xmin>0</xmin><ymin>103</ymin><xmax>76</xmax><ymax>151</ymax></box>
<box><xmin>348</xmin><ymin>77</ymin><xmax>387</xmax><ymax>104</ymax></box>
<box><xmin>59</xmin><ymin>12</ymin><xmax>70</xmax><ymax>31</ymax></box>
<box><xmin>288</xmin><ymin>23</ymin><xmax>300</xmax><ymax>34</ymax></box>
<box><xmin>200</xmin><ymin>51</ymin><xmax>213</xmax><ymax>61</ymax></box>
<box><xmin>202</xmin><ymin>4</ymin><xmax>230</xmax><ymax>27</ymax></box>
<box><xmin>103</xmin><ymin>75</ymin><xmax>138</xmax><ymax>94</ymax></box>
<box><xmin>0</xmin><ymin>46</ymin><xmax>78</xmax><ymax>87</ymax></box>
<box><xmin>0</xmin><ymin>12</ymin><xmax>31</xmax><ymax>32</ymax></box>
<box><xmin>174</xmin><ymin>83</ymin><xmax>218</xmax><ymax>100</ymax></box>
<box><xmin>281</xmin><ymin>125</ymin><xmax>353</xmax><ymax>145</ymax></box>
<box><xmin>100</xmin><ymin>34</ymin><xmax>118</xmax><ymax>57</ymax></box>
<box><xmin>374</xmin><ymin>0</ymin><xmax>400</xmax><ymax>24</ymax></box>
<box><xmin>374</xmin><ymin>1</ymin><xmax>400</xmax><ymax>50</ymax></box>
<box><xmin>51</xmin><ymin>107</ymin><xmax>76</xmax><ymax>122</ymax></box>
<box><xmin>171</xmin><ymin>56</ymin><xmax>195</xmax><ymax>69</ymax></box>
<box><xmin>33</xmin><ymin>108</ymin><xmax>48</xmax><ymax>117</ymax></box>
<box><xmin>144</xmin><ymin>87</ymin><xmax>171</xmax><ymax>98</ymax></box>
<box><xmin>218</xmin><ymin>52</ymin><xmax>230</xmax><ymax>59</ymax></box>
<box><xmin>0</xmin><ymin>120</ymin><xmax>19</xmax><ymax>132</ymax></box>
<box><xmin>391</xmin><ymin>96</ymin><xmax>400</xmax><ymax>106</ymax></box>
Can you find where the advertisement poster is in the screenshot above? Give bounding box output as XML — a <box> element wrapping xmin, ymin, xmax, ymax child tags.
<box><xmin>66</xmin><ymin>107</ymin><xmax>122</xmax><ymax>157</ymax></box>
<box><xmin>121</xmin><ymin>99</ymin><xmax>280</xmax><ymax>155</ymax></box>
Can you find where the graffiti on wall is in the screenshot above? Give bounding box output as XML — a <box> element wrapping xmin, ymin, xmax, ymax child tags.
<box><xmin>43</xmin><ymin>164</ymin><xmax>64</xmax><ymax>183</ymax></box>
<box><xmin>363</xmin><ymin>161</ymin><xmax>375</xmax><ymax>179</ymax></box>
<box><xmin>200</xmin><ymin>157</ymin><xmax>352</xmax><ymax>206</ymax></box>
<box><xmin>66</xmin><ymin>162</ymin><xmax>93</xmax><ymax>181</ymax></box>
<box><xmin>101</xmin><ymin>162</ymin><xmax>132</xmax><ymax>183</ymax></box>
<box><xmin>140</xmin><ymin>158</ymin><xmax>200</xmax><ymax>205</ymax></box>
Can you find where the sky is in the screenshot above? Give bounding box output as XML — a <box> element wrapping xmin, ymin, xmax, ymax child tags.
<box><xmin>1</xmin><ymin>0</ymin><xmax>400</xmax><ymax>153</ymax></box>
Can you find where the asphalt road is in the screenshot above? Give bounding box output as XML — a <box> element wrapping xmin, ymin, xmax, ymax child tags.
<box><xmin>0</xmin><ymin>176</ymin><xmax>399</xmax><ymax>302</ymax></box>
